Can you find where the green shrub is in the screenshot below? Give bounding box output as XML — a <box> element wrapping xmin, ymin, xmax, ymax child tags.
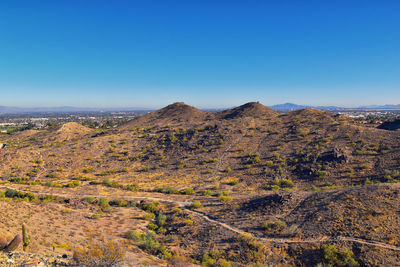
<box><xmin>252</xmin><ymin>157</ymin><xmax>261</xmax><ymax>164</ymax></box>
<box><xmin>157</xmin><ymin>227</ymin><xmax>167</xmax><ymax>235</ymax></box>
<box><xmin>110</xmin><ymin>199</ymin><xmax>128</xmax><ymax>207</ymax></box>
<box><xmin>153</xmin><ymin>186</ymin><xmax>179</xmax><ymax>194</ymax></box>
<box><xmin>98</xmin><ymin>198</ymin><xmax>110</xmax><ymax>209</ymax></box>
<box><xmin>265</xmin><ymin>160</ymin><xmax>273</xmax><ymax>166</ymax></box>
<box><xmin>45</xmin><ymin>181</ymin><xmax>62</xmax><ymax>188</ymax></box>
<box><xmin>126</xmin><ymin>230</ymin><xmax>162</xmax><ymax>255</ymax></box>
<box><xmin>262</xmin><ymin>219</ymin><xmax>287</xmax><ymax>231</ymax></box>
<box><xmin>224</xmin><ymin>167</ymin><xmax>232</xmax><ymax>173</ymax></box>
<box><xmin>322</xmin><ymin>244</ymin><xmax>359</xmax><ymax>266</ymax></box>
<box><xmin>102</xmin><ymin>179</ymin><xmax>120</xmax><ymax>188</ymax></box>
<box><xmin>66</xmin><ymin>181</ymin><xmax>80</xmax><ymax>188</ymax></box>
<box><xmin>47</xmin><ymin>172</ymin><xmax>58</xmax><ymax>178</ymax></box>
<box><xmin>191</xmin><ymin>200</ymin><xmax>202</xmax><ymax>209</ymax></box>
<box><xmin>203</xmin><ymin>189</ymin><xmax>213</xmax><ymax>196</ymax></box>
<box><xmin>317</xmin><ymin>170</ymin><xmax>329</xmax><ymax>178</ymax></box>
<box><xmin>83</xmin><ymin>197</ymin><xmax>95</xmax><ymax>204</ymax></box>
<box><xmin>143</xmin><ymin>213</ymin><xmax>156</xmax><ymax>221</ymax></box>
<box><xmin>172</xmin><ymin>208</ymin><xmax>182</xmax><ymax>214</ymax></box>
<box><xmin>126</xmin><ymin>184</ymin><xmax>136</xmax><ymax>191</ymax></box>
<box><xmin>142</xmin><ymin>201</ymin><xmax>160</xmax><ymax>213</ymax></box>
<box><xmin>156</xmin><ymin>214</ymin><xmax>167</xmax><ymax>226</ymax></box>
<box><xmin>184</xmin><ymin>219</ymin><xmax>194</xmax><ymax>226</ymax></box>
<box><xmin>228</xmin><ymin>179</ymin><xmax>239</xmax><ymax>185</ymax></box>
<box><xmin>273</xmin><ymin>178</ymin><xmax>294</xmax><ymax>188</ymax></box>
<box><xmin>83</xmin><ymin>167</ymin><xmax>94</xmax><ymax>173</ymax></box>
<box><xmin>182</xmin><ymin>188</ymin><xmax>195</xmax><ymax>195</ymax></box>
<box><xmin>218</xmin><ymin>194</ymin><xmax>232</xmax><ymax>204</ymax></box>
<box><xmin>204</xmin><ymin>158</ymin><xmax>218</xmax><ymax>163</ymax></box>
<box><xmin>148</xmin><ymin>223</ymin><xmax>158</xmax><ymax>230</ymax></box>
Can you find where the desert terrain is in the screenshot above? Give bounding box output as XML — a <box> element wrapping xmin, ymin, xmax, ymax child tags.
<box><xmin>1</xmin><ymin>102</ymin><xmax>400</xmax><ymax>266</ymax></box>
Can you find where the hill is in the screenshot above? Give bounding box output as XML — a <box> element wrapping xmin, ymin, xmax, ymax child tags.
<box><xmin>0</xmin><ymin>102</ymin><xmax>399</xmax><ymax>265</ymax></box>
<box><xmin>217</xmin><ymin>102</ymin><xmax>278</xmax><ymax>119</ymax></box>
<box><xmin>120</xmin><ymin>102</ymin><xmax>213</xmax><ymax>129</ymax></box>
<box><xmin>378</xmin><ymin>119</ymin><xmax>400</xmax><ymax>131</ymax></box>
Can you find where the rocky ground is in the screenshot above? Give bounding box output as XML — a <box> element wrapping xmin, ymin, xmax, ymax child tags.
<box><xmin>0</xmin><ymin>252</ymin><xmax>70</xmax><ymax>266</ymax></box>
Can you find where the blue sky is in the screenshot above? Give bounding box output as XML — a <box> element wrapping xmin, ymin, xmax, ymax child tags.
<box><xmin>0</xmin><ymin>0</ymin><xmax>399</xmax><ymax>108</ymax></box>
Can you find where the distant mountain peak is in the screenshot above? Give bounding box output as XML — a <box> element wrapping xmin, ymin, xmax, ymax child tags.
<box><xmin>217</xmin><ymin>101</ymin><xmax>278</xmax><ymax>119</ymax></box>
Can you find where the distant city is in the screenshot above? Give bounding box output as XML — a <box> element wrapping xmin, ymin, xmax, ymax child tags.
<box><xmin>1</xmin><ymin>103</ymin><xmax>399</xmax><ymax>134</ymax></box>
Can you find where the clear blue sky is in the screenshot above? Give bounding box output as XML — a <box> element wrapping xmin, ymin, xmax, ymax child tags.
<box><xmin>0</xmin><ymin>0</ymin><xmax>399</xmax><ymax>108</ymax></box>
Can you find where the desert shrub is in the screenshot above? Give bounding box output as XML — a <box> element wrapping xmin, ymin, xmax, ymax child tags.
<box><xmin>182</xmin><ymin>188</ymin><xmax>195</xmax><ymax>195</ymax></box>
<box><xmin>83</xmin><ymin>167</ymin><xmax>94</xmax><ymax>173</ymax></box>
<box><xmin>110</xmin><ymin>199</ymin><xmax>128</xmax><ymax>207</ymax></box>
<box><xmin>245</xmin><ymin>164</ymin><xmax>253</xmax><ymax>169</ymax></box>
<box><xmin>52</xmin><ymin>242</ymin><xmax>68</xmax><ymax>249</ymax></box>
<box><xmin>156</xmin><ymin>214</ymin><xmax>167</xmax><ymax>226</ymax></box>
<box><xmin>98</xmin><ymin>198</ymin><xmax>110</xmax><ymax>211</ymax></box>
<box><xmin>126</xmin><ymin>184</ymin><xmax>136</xmax><ymax>191</ymax></box>
<box><xmin>273</xmin><ymin>178</ymin><xmax>294</xmax><ymax>188</ymax></box>
<box><xmin>126</xmin><ymin>230</ymin><xmax>163</xmax><ymax>255</ymax></box>
<box><xmin>148</xmin><ymin>223</ymin><xmax>158</xmax><ymax>230</ymax></box>
<box><xmin>5</xmin><ymin>189</ymin><xmax>18</xmax><ymax>198</ymax></box>
<box><xmin>66</xmin><ymin>181</ymin><xmax>80</xmax><ymax>188</ymax></box>
<box><xmin>191</xmin><ymin>200</ymin><xmax>202</xmax><ymax>209</ymax></box>
<box><xmin>205</xmin><ymin>157</ymin><xmax>218</xmax><ymax>163</ymax></box>
<box><xmin>102</xmin><ymin>179</ymin><xmax>120</xmax><ymax>188</ymax></box>
<box><xmin>157</xmin><ymin>227</ymin><xmax>167</xmax><ymax>235</ymax></box>
<box><xmin>143</xmin><ymin>212</ymin><xmax>156</xmax><ymax>221</ymax></box>
<box><xmin>317</xmin><ymin>170</ymin><xmax>329</xmax><ymax>178</ymax></box>
<box><xmin>47</xmin><ymin>172</ymin><xmax>58</xmax><ymax>178</ymax></box>
<box><xmin>84</xmin><ymin>197</ymin><xmax>96</xmax><ymax>204</ymax></box>
<box><xmin>30</xmin><ymin>179</ymin><xmax>41</xmax><ymax>185</ymax></box>
<box><xmin>265</xmin><ymin>160</ymin><xmax>273</xmax><ymax>166</ymax></box>
<box><xmin>218</xmin><ymin>194</ymin><xmax>232</xmax><ymax>204</ymax></box>
<box><xmin>252</xmin><ymin>157</ymin><xmax>261</xmax><ymax>164</ymax></box>
<box><xmin>9</xmin><ymin>177</ymin><xmax>29</xmax><ymax>184</ymax></box>
<box><xmin>142</xmin><ymin>201</ymin><xmax>160</xmax><ymax>213</ymax></box>
<box><xmin>236</xmin><ymin>145</ymin><xmax>244</xmax><ymax>152</ymax></box>
<box><xmin>202</xmin><ymin>250</ymin><xmax>231</xmax><ymax>267</ymax></box>
<box><xmin>265</xmin><ymin>184</ymin><xmax>281</xmax><ymax>191</ymax></box>
<box><xmin>203</xmin><ymin>189</ymin><xmax>213</xmax><ymax>196</ymax></box>
<box><xmin>262</xmin><ymin>219</ymin><xmax>287</xmax><ymax>231</ymax></box>
<box><xmin>153</xmin><ymin>186</ymin><xmax>179</xmax><ymax>194</ymax></box>
<box><xmin>45</xmin><ymin>181</ymin><xmax>62</xmax><ymax>188</ymax></box>
<box><xmin>184</xmin><ymin>219</ymin><xmax>194</xmax><ymax>226</ymax></box>
<box><xmin>73</xmin><ymin>236</ymin><xmax>127</xmax><ymax>267</ymax></box>
<box><xmin>220</xmin><ymin>191</ymin><xmax>229</xmax><ymax>196</ymax></box>
<box><xmin>223</xmin><ymin>167</ymin><xmax>232</xmax><ymax>173</ymax></box>
<box><xmin>172</xmin><ymin>208</ymin><xmax>182</xmax><ymax>214</ymax></box>
<box><xmin>228</xmin><ymin>178</ymin><xmax>239</xmax><ymax>186</ymax></box>
<box><xmin>26</xmin><ymin>171</ymin><xmax>37</xmax><ymax>177</ymax></box>
<box><xmin>5</xmin><ymin>189</ymin><xmax>35</xmax><ymax>201</ymax></box>
<box><xmin>322</xmin><ymin>244</ymin><xmax>359</xmax><ymax>266</ymax></box>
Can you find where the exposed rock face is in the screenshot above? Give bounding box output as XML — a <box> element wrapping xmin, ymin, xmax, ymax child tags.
<box><xmin>3</xmin><ymin>234</ymin><xmax>22</xmax><ymax>252</ymax></box>
<box><xmin>318</xmin><ymin>147</ymin><xmax>350</xmax><ymax>163</ymax></box>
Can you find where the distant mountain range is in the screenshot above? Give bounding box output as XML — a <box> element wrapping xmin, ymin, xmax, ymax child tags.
<box><xmin>0</xmin><ymin>106</ymin><xmax>152</xmax><ymax>114</ymax></box>
<box><xmin>1</xmin><ymin>103</ymin><xmax>400</xmax><ymax>114</ymax></box>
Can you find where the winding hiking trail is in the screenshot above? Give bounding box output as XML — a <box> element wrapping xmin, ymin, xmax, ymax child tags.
<box><xmin>2</xmin><ymin>185</ymin><xmax>400</xmax><ymax>252</ymax></box>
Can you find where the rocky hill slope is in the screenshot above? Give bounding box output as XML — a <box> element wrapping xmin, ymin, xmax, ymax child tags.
<box><xmin>0</xmin><ymin>102</ymin><xmax>399</xmax><ymax>266</ymax></box>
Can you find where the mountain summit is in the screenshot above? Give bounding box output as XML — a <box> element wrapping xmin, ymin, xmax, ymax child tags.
<box><xmin>217</xmin><ymin>102</ymin><xmax>278</xmax><ymax>119</ymax></box>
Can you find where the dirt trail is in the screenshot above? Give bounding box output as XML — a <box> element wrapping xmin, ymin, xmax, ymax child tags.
<box><xmin>2</xmin><ymin>185</ymin><xmax>400</xmax><ymax>252</ymax></box>
<box><xmin>207</xmin><ymin>129</ymin><xmax>247</xmax><ymax>180</ymax></box>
